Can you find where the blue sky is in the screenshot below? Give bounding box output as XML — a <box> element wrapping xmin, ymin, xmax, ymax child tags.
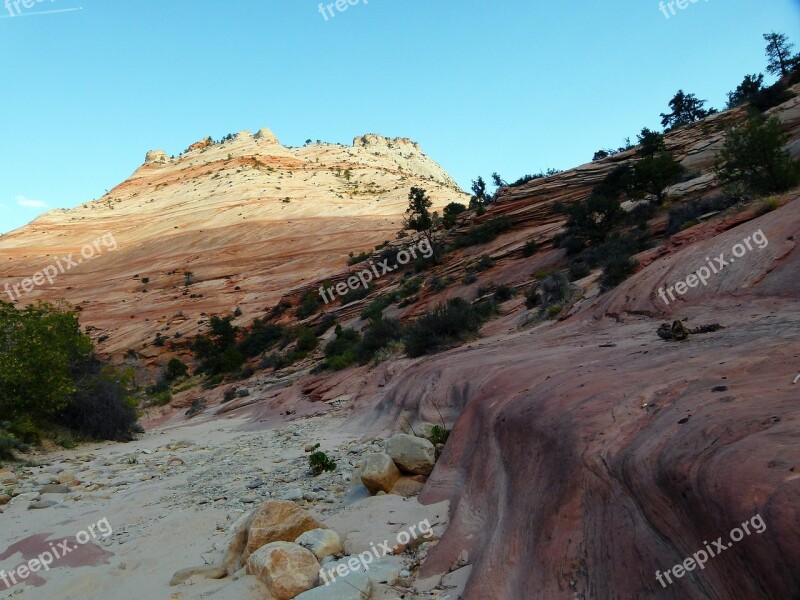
<box><xmin>0</xmin><ymin>0</ymin><xmax>798</xmax><ymax>234</ymax></box>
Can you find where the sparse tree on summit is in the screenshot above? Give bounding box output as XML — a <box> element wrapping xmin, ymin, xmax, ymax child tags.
<box><xmin>763</xmin><ymin>32</ymin><xmax>798</xmax><ymax>79</ymax></box>
<box><xmin>660</xmin><ymin>90</ymin><xmax>715</xmax><ymax>130</ymax></box>
<box><xmin>726</xmin><ymin>74</ymin><xmax>765</xmax><ymax>108</ymax></box>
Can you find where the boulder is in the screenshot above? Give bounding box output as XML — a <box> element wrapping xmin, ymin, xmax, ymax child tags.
<box><xmin>295</xmin><ymin>528</ymin><xmax>342</xmax><ymax>560</ymax></box>
<box><xmin>224</xmin><ymin>500</ymin><xmax>324</xmax><ymax>574</ymax></box>
<box><xmin>359</xmin><ymin>453</ymin><xmax>400</xmax><ymax>495</ymax></box>
<box><xmin>415</xmin><ymin>422</ymin><xmax>439</xmax><ymax>441</ymax></box>
<box><xmin>144</xmin><ymin>149</ymin><xmax>169</xmax><ymax>164</ymax></box>
<box><xmin>386</xmin><ymin>434</ymin><xmax>436</xmax><ymax>475</ymax></box>
<box><xmin>246</xmin><ymin>542</ymin><xmax>319</xmax><ymax>600</ymax></box>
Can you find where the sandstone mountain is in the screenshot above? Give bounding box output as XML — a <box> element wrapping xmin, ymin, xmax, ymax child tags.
<box><xmin>0</xmin><ymin>129</ymin><xmax>467</xmax><ymax>360</ymax></box>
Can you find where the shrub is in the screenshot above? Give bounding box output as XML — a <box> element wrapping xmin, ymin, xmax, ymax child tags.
<box><xmin>442</xmin><ymin>202</ymin><xmax>467</xmax><ymax>229</ymax></box>
<box><xmin>539</xmin><ymin>273</ymin><xmax>570</xmax><ymax>307</ymax></box>
<box><xmin>399</xmin><ymin>276</ymin><xmax>423</xmax><ymax>297</ymax></box>
<box><xmin>757</xmin><ymin>197</ymin><xmax>781</xmax><ymax>215</ymax></box>
<box><xmin>357</xmin><ymin>318</ymin><xmax>403</xmax><ymax>364</ymax></box>
<box><xmin>462</xmin><ymin>272</ymin><xmax>478</xmax><ymax>285</ymax></box>
<box><xmin>347</xmin><ymin>251</ymin><xmax>371</xmax><ymax>266</ymax></box>
<box><xmin>295</xmin><ymin>292</ymin><xmax>321</xmax><ymax>319</ymax></box>
<box><xmin>716</xmin><ymin>113</ymin><xmax>799</xmax><ymax>195</ymax></box>
<box><xmin>165</xmin><ymin>358</ymin><xmax>189</xmax><ymax>381</ymax></box>
<box><xmin>493</xmin><ymin>284</ymin><xmax>515</xmax><ymax>302</ymax></box>
<box><xmin>61</xmin><ymin>362</ymin><xmax>139</xmax><ymax>440</ymax></box>
<box><xmin>404</xmin><ymin>297</ymin><xmax>497</xmax><ymax>357</ymax></box>
<box><xmin>475</xmin><ymin>254</ymin><xmax>494</xmax><ymax>271</ymax></box>
<box><xmin>454</xmin><ymin>216</ymin><xmax>513</xmax><ymax>248</ymax></box>
<box><xmin>666</xmin><ymin>194</ymin><xmax>739</xmax><ymax>234</ymax></box>
<box><xmin>524</xmin><ymin>285</ymin><xmax>541</xmax><ymax>309</ymax></box>
<box><xmin>568</xmin><ymin>261</ymin><xmax>591</xmax><ymax>281</ymax></box>
<box><xmin>323</xmin><ymin>326</ymin><xmax>361</xmax><ymax>370</ymax></box>
<box><xmin>361</xmin><ymin>295</ymin><xmax>394</xmax><ymax>321</ymax></box>
<box><xmin>309</xmin><ymin>445</ymin><xmax>336</xmax><ymax>474</ymax></box>
<box><xmin>238</xmin><ymin>320</ymin><xmax>285</xmax><ymax>357</ymax></box>
<box><xmin>339</xmin><ymin>285</ymin><xmax>370</xmax><ymax>305</ymax></box>
<box><xmin>430</xmin><ymin>425</ymin><xmax>450</xmax><ymax>445</ymax></box>
<box><xmin>522</xmin><ymin>240</ymin><xmax>538</xmax><ymax>257</ymax></box>
<box><xmin>314</xmin><ymin>314</ymin><xmax>337</xmax><ymax>336</ymax></box>
<box><xmin>546</xmin><ymin>304</ymin><xmax>563</xmax><ymax>318</ymax></box>
<box><xmin>223</xmin><ymin>388</ymin><xmax>237</xmax><ymax>403</ymax></box>
<box><xmin>431</xmin><ymin>277</ymin><xmax>453</xmax><ymax>292</ymax></box>
<box><xmin>153</xmin><ymin>390</ymin><xmax>172</xmax><ymax>406</ymax></box>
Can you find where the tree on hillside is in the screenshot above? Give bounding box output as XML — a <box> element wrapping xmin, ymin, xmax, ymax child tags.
<box><xmin>726</xmin><ymin>74</ymin><xmax>765</xmax><ymax>108</ymax></box>
<box><xmin>763</xmin><ymin>32</ymin><xmax>798</xmax><ymax>78</ymax></box>
<box><xmin>470</xmin><ymin>176</ymin><xmax>491</xmax><ymax>206</ymax></box>
<box><xmin>442</xmin><ymin>202</ymin><xmax>468</xmax><ymax>229</ymax></box>
<box><xmin>631</xmin><ymin>153</ymin><xmax>684</xmax><ymax>204</ymax></box>
<box><xmin>716</xmin><ymin>113</ymin><xmax>800</xmax><ymax>195</ymax></box>
<box><xmin>404</xmin><ymin>187</ymin><xmax>440</xmax><ymax>247</ymax></box>
<box><xmin>636</xmin><ymin>128</ymin><xmax>666</xmax><ymax>158</ymax></box>
<box><xmin>660</xmin><ymin>90</ymin><xmax>716</xmax><ymax>130</ymax></box>
<box><xmin>491</xmin><ymin>173</ymin><xmax>507</xmax><ymax>188</ymax></box>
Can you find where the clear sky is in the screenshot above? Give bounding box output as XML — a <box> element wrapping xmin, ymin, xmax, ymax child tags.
<box><xmin>0</xmin><ymin>0</ymin><xmax>798</xmax><ymax>234</ymax></box>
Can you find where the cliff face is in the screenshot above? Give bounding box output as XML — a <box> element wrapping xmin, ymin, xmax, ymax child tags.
<box><xmin>0</xmin><ymin>129</ymin><xmax>467</xmax><ymax>359</ymax></box>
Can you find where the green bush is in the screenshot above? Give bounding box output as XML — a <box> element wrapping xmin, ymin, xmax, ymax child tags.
<box><xmin>404</xmin><ymin>297</ymin><xmax>497</xmax><ymax>357</ymax></box>
<box><xmin>361</xmin><ymin>294</ymin><xmax>398</xmax><ymax>321</ymax></box>
<box><xmin>165</xmin><ymin>358</ymin><xmax>189</xmax><ymax>381</ymax></box>
<box><xmin>716</xmin><ymin>113</ymin><xmax>799</xmax><ymax>195</ymax></box>
<box><xmin>430</xmin><ymin>425</ymin><xmax>450</xmax><ymax>445</ymax></box>
<box><xmin>309</xmin><ymin>445</ymin><xmax>336</xmax><ymax>474</ymax></box>
<box><xmin>295</xmin><ymin>292</ymin><xmax>321</xmax><ymax>319</ymax></box>
<box><xmin>323</xmin><ymin>326</ymin><xmax>361</xmax><ymax>370</ymax></box>
<box><xmin>339</xmin><ymin>285</ymin><xmax>371</xmax><ymax>305</ymax></box>
<box><xmin>357</xmin><ymin>318</ymin><xmax>403</xmax><ymax>364</ymax></box>
<box><xmin>522</xmin><ymin>240</ymin><xmax>538</xmax><ymax>257</ymax></box>
<box><xmin>442</xmin><ymin>202</ymin><xmax>467</xmax><ymax>229</ymax></box>
<box><xmin>0</xmin><ymin>302</ymin><xmax>140</xmax><ymax>444</ymax></box>
<box><xmin>454</xmin><ymin>216</ymin><xmax>513</xmax><ymax>248</ymax></box>
<box><xmin>475</xmin><ymin>254</ymin><xmax>494</xmax><ymax>271</ymax></box>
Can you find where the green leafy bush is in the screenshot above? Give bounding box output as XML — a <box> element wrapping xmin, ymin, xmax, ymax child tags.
<box><xmin>454</xmin><ymin>216</ymin><xmax>513</xmax><ymax>248</ymax></box>
<box><xmin>716</xmin><ymin>113</ymin><xmax>799</xmax><ymax>195</ymax></box>
<box><xmin>404</xmin><ymin>297</ymin><xmax>497</xmax><ymax>357</ymax></box>
<box><xmin>309</xmin><ymin>444</ymin><xmax>337</xmax><ymax>474</ymax></box>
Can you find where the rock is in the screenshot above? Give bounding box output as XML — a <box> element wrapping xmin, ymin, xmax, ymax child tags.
<box><xmin>247</xmin><ymin>478</ymin><xmax>265</xmax><ymax>489</ymax></box>
<box><xmin>10</xmin><ymin>492</ymin><xmax>39</xmax><ymax>506</ymax></box>
<box><xmin>295</xmin><ymin>573</ymin><xmax>372</xmax><ymax>599</ymax></box>
<box><xmin>389</xmin><ymin>476</ymin><xmax>426</xmax><ymax>498</ymax></box>
<box><xmin>169</xmin><ymin>565</ymin><xmax>227</xmax><ymax>586</ymax></box>
<box><xmin>415</xmin><ymin>422</ymin><xmax>438</xmax><ymax>441</ymax></box>
<box><xmin>28</xmin><ymin>500</ymin><xmax>59</xmax><ymax>509</ymax></box>
<box><xmin>360</xmin><ymin>453</ymin><xmax>400</xmax><ymax>495</ymax></box>
<box><xmin>281</xmin><ymin>488</ymin><xmax>303</xmax><ymax>501</ymax></box>
<box><xmin>246</xmin><ymin>542</ymin><xmax>319</xmax><ymax>600</ymax></box>
<box><xmin>386</xmin><ymin>434</ymin><xmax>436</xmax><ymax>475</ymax></box>
<box><xmin>304</xmin><ymin>444</ymin><xmax>316</xmax><ymax>453</ymax></box>
<box><xmin>224</xmin><ymin>500</ymin><xmax>324</xmax><ymax>573</ymax></box>
<box><xmin>144</xmin><ymin>149</ymin><xmax>169</xmax><ymax>164</ymax></box>
<box><xmin>295</xmin><ymin>528</ymin><xmax>343</xmax><ymax>560</ymax></box>
<box><xmin>39</xmin><ymin>484</ymin><xmax>70</xmax><ymax>494</ymax></box>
